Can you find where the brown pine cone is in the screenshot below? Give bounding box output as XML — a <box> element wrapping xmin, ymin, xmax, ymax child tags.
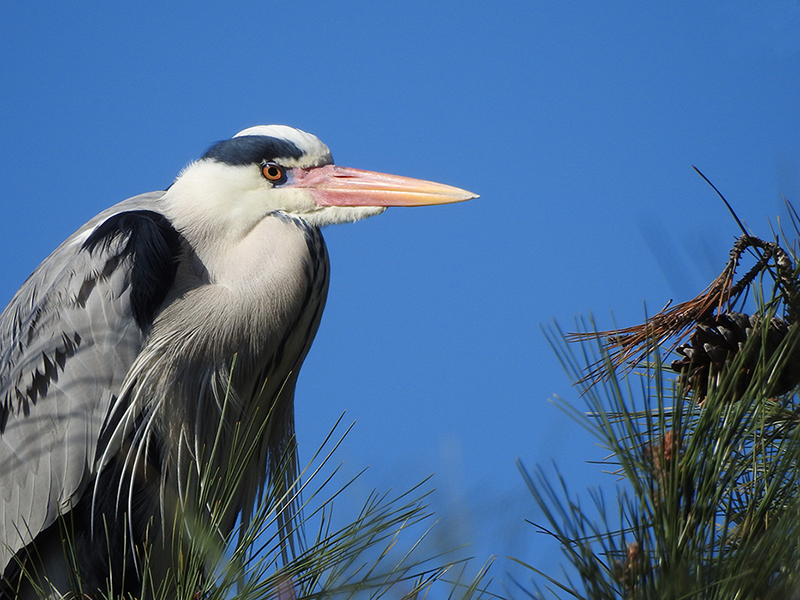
<box><xmin>671</xmin><ymin>313</ymin><xmax>797</xmax><ymax>401</ymax></box>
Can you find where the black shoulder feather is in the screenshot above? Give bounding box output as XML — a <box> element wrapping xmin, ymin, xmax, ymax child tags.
<box><xmin>82</xmin><ymin>210</ymin><xmax>182</xmax><ymax>330</ymax></box>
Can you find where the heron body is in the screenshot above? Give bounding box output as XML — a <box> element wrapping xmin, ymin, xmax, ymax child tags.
<box><xmin>0</xmin><ymin>126</ymin><xmax>475</xmax><ymax>597</ymax></box>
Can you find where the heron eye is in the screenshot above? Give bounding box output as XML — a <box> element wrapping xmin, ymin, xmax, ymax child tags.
<box><xmin>261</xmin><ymin>162</ymin><xmax>286</xmax><ymax>183</ymax></box>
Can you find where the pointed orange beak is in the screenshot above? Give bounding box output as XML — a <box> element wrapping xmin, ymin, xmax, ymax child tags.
<box><xmin>290</xmin><ymin>165</ymin><xmax>478</xmax><ymax>207</ymax></box>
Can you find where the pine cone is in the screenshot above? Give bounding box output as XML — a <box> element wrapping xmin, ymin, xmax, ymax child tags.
<box><xmin>671</xmin><ymin>313</ymin><xmax>797</xmax><ymax>401</ymax></box>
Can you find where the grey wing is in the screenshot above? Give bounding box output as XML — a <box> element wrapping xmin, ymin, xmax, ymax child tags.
<box><xmin>0</xmin><ymin>191</ymin><xmax>177</xmax><ymax>569</ymax></box>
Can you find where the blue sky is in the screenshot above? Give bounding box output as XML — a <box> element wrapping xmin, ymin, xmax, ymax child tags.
<box><xmin>1</xmin><ymin>1</ymin><xmax>799</xmax><ymax>593</ymax></box>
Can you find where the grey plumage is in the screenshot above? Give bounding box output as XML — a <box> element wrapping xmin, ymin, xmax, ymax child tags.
<box><xmin>0</xmin><ymin>125</ymin><xmax>476</xmax><ymax>597</ymax></box>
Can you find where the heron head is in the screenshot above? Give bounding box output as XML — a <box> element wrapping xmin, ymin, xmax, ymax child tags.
<box><xmin>165</xmin><ymin>125</ymin><xmax>477</xmax><ymax>236</ymax></box>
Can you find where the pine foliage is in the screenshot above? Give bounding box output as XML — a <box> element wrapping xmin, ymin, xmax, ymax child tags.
<box><xmin>12</xmin><ymin>414</ymin><xmax>493</xmax><ymax>600</ymax></box>
<box><xmin>520</xmin><ymin>203</ymin><xmax>800</xmax><ymax>599</ymax></box>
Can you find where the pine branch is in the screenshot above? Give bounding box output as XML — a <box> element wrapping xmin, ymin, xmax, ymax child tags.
<box><xmin>521</xmin><ymin>211</ymin><xmax>800</xmax><ymax>599</ymax></box>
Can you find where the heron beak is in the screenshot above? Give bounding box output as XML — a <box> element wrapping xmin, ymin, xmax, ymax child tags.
<box><xmin>291</xmin><ymin>165</ymin><xmax>478</xmax><ymax>207</ymax></box>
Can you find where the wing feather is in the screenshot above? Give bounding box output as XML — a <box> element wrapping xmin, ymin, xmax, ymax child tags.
<box><xmin>0</xmin><ymin>191</ymin><xmax>181</xmax><ymax>570</ymax></box>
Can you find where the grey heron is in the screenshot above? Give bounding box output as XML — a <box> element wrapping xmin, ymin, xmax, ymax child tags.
<box><xmin>0</xmin><ymin>125</ymin><xmax>476</xmax><ymax>598</ymax></box>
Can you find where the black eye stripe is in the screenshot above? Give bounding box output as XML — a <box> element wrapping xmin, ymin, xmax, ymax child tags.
<box><xmin>202</xmin><ymin>135</ymin><xmax>303</xmax><ymax>165</ymax></box>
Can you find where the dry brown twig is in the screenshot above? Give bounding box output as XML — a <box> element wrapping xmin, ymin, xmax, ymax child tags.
<box><xmin>570</xmin><ymin>234</ymin><xmax>797</xmax><ymax>396</ymax></box>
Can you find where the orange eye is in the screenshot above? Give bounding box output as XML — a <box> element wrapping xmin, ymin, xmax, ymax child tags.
<box><xmin>261</xmin><ymin>162</ymin><xmax>285</xmax><ymax>183</ymax></box>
